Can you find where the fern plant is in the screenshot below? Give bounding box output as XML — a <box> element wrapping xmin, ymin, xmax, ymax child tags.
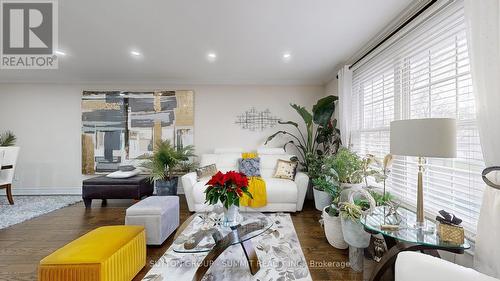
<box><xmin>0</xmin><ymin>131</ymin><xmax>16</xmax><ymax>146</ymax></box>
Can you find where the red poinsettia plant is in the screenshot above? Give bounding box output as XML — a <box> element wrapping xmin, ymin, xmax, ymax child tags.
<box><xmin>204</xmin><ymin>171</ymin><xmax>253</xmax><ymax>209</ymax></box>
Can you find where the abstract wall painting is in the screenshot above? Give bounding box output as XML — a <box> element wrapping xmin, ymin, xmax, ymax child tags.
<box><xmin>235</xmin><ymin>107</ymin><xmax>281</xmax><ymax>131</ymax></box>
<box><xmin>81</xmin><ymin>90</ymin><xmax>194</xmax><ymax>174</ymax></box>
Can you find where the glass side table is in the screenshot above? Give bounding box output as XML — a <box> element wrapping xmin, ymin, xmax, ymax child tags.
<box><xmin>361</xmin><ymin>206</ymin><xmax>471</xmax><ymax>281</ymax></box>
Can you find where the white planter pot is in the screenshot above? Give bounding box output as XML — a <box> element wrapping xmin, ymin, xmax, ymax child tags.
<box><xmin>341</xmin><ymin>216</ymin><xmax>371</xmax><ymax>248</ymax></box>
<box><xmin>313</xmin><ymin>188</ymin><xmax>333</xmax><ymax>211</ymax></box>
<box><xmin>322</xmin><ymin>206</ymin><xmax>348</xmax><ymax>249</ymax></box>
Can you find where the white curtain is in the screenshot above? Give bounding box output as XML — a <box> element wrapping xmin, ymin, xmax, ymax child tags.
<box><xmin>465</xmin><ymin>0</ymin><xmax>500</xmax><ymax>277</ymax></box>
<box><xmin>337</xmin><ymin>65</ymin><xmax>353</xmax><ymax>147</ymax></box>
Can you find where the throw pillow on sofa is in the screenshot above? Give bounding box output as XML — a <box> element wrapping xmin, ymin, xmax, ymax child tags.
<box><xmin>196</xmin><ymin>164</ymin><xmax>217</xmax><ymax>181</ymax></box>
<box><xmin>273</xmin><ymin>159</ymin><xmax>298</xmax><ymax>180</ymax></box>
<box><xmin>239</xmin><ymin>158</ymin><xmax>261</xmax><ymax>177</ymax></box>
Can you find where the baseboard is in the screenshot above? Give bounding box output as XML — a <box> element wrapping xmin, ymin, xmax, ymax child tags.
<box><xmin>11</xmin><ymin>187</ymin><xmax>82</xmax><ymax>195</ymax></box>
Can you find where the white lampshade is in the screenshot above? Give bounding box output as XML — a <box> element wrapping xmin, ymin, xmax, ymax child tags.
<box><xmin>390</xmin><ymin>118</ymin><xmax>457</xmax><ymax>158</ymax></box>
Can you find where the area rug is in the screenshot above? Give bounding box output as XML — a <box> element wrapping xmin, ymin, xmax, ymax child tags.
<box><xmin>0</xmin><ymin>195</ymin><xmax>82</xmax><ymax>229</ymax></box>
<box><xmin>143</xmin><ymin>213</ymin><xmax>312</xmax><ymax>281</ymax></box>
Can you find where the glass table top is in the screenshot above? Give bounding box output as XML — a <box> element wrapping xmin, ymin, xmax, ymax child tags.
<box><xmin>361</xmin><ymin>206</ymin><xmax>470</xmax><ymax>250</ymax></box>
<box><xmin>172</xmin><ymin>212</ymin><xmax>273</xmax><ymax>253</ymax></box>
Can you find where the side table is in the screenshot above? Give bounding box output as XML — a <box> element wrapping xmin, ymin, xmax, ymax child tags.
<box><xmin>361</xmin><ymin>206</ymin><xmax>470</xmax><ymax>281</ymax></box>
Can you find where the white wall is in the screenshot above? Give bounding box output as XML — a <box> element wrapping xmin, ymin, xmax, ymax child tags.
<box><xmin>325</xmin><ymin>76</ymin><xmax>338</xmax><ymax>97</ymax></box>
<box><xmin>0</xmin><ymin>83</ymin><xmax>324</xmax><ymax>193</ymax></box>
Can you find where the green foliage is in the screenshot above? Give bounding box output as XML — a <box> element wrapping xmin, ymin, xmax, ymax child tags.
<box><xmin>141</xmin><ymin>140</ymin><xmax>195</xmax><ymax>182</ymax></box>
<box><xmin>0</xmin><ymin>131</ymin><xmax>16</xmax><ymax>146</ymax></box>
<box><xmin>312</xmin><ymin>176</ymin><xmax>339</xmax><ymax>198</ymax></box>
<box><xmin>326</xmin><ymin>204</ymin><xmax>340</xmax><ymax>217</ymax></box>
<box><xmin>175</xmin><ymin>161</ymin><xmax>199</xmax><ymax>173</ymax></box>
<box><xmin>265</xmin><ymin>95</ymin><xmax>340</xmax><ymax>179</ymax></box>
<box><xmin>205</xmin><ymin>185</ymin><xmax>252</xmax><ymax>209</ymax></box>
<box><xmin>353</xmin><ymin>199</ymin><xmax>371</xmax><ymax>211</ymax></box>
<box><xmin>340</xmin><ymin>202</ymin><xmax>363</xmax><ymax>221</ymax></box>
<box><xmin>323</xmin><ymin>147</ymin><xmax>363</xmax><ymax>184</ymax></box>
<box><xmin>369</xmin><ymin>190</ymin><xmax>395</xmax><ymax>206</ymax></box>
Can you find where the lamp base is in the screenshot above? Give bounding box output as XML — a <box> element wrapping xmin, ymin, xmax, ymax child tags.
<box><xmin>411</xmin><ymin>221</ymin><xmax>435</xmax><ymax>234</ymax></box>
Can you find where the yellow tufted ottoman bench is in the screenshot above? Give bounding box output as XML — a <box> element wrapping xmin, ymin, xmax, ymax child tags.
<box><xmin>38</xmin><ymin>225</ymin><xmax>146</xmax><ymax>281</ymax></box>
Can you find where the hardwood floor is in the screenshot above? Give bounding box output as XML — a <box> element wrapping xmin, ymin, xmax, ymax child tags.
<box><xmin>0</xmin><ymin>196</ymin><xmax>364</xmax><ymax>281</ymax></box>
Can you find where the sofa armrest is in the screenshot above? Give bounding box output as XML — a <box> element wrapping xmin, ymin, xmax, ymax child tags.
<box><xmin>181</xmin><ymin>172</ymin><xmax>197</xmax><ymax>212</ymax></box>
<box><xmin>396</xmin><ymin>252</ymin><xmax>497</xmax><ymax>281</ymax></box>
<box><xmin>295</xmin><ymin>172</ymin><xmax>309</xmax><ymax>211</ymax></box>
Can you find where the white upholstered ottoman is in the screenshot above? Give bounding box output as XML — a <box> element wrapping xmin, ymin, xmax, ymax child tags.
<box><xmin>125</xmin><ymin>196</ymin><xmax>179</xmax><ymax>245</ymax></box>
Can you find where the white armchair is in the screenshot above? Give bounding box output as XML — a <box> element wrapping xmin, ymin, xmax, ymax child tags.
<box><xmin>181</xmin><ymin>149</ymin><xmax>309</xmax><ymax>212</ymax></box>
<box><xmin>0</xmin><ymin>146</ymin><xmax>20</xmax><ymax>205</ymax></box>
<box><xmin>395</xmin><ymin>251</ymin><xmax>499</xmax><ymax>281</ymax></box>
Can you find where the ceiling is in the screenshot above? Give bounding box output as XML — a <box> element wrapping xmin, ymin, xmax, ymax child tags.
<box><xmin>0</xmin><ymin>0</ymin><xmax>412</xmax><ymax>85</ymax></box>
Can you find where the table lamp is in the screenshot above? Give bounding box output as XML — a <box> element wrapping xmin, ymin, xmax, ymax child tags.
<box><xmin>390</xmin><ymin>118</ymin><xmax>456</xmax><ymax>229</ymax></box>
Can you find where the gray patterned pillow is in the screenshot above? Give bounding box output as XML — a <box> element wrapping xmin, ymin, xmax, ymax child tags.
<box><xmin>196</xmin><ymin>164</ymin><xmax>217</xmax><ymax>181</ymax></box>
<box><xmin>239</xmin><ymin>158</ymin><xmax>261</xmax><ymax>177</ymax></box>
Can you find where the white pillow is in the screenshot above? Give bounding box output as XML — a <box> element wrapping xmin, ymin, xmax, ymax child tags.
<box><xmin>106</xmin><ymin>169</ymin><xmax>140</xmax><ymax>179</ymax></box>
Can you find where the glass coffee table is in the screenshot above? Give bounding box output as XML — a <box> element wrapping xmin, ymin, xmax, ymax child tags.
<box><xmin>361</xmin><ymin>206</ymin><xmax>471</xmax><ymax>281</ymax></box>
<box><xmin>172</xmin><ymin>212</ymin><xmax>274</xmax><ymax>281</ymax></box>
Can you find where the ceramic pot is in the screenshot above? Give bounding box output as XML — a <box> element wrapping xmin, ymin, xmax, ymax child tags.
<box><xmin>322</xmin><ymin>206</ymin><xmax>348</xmax><ymax>249</ymax></box>
<box><xmin>155</xmin><ymin>177</ymin><xmax>178</xmax><ymax>196</ymax></box>
<box><xmin>341</xmin><ymin>216</ymin><xmax>371</xmax><ymax>248</ymax></box>
<box><xmin>313</xmin><ymin>188</ymin><xmax>333</xmax><ymax>211</ymax></box>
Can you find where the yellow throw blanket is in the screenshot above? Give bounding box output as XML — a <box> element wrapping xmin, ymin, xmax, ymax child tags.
<box><xmin>239</xmin><ymin>152</ymin><xmax>267</xmax><ymax>208</ymax></box>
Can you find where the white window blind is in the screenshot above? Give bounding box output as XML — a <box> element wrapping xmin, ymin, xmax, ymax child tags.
<box><xmin>350</xmin><ymin>0</ymin><xmax>484</xmax><ymax>235</ymax></box>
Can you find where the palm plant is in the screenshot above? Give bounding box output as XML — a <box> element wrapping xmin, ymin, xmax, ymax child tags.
<box><xmin>0</xmin><ymin>131</ymin><xmax>16</xmax><ymax>146</ymax></box>
<box><xmin>141</xmin><ymin>140</ymin><xmax>195</xmax><ymax>183</ymax></box>
<box><xmin>265</xmin><ymin>95</ymin><xmax>341</xmax><ymax>178</ymax></box>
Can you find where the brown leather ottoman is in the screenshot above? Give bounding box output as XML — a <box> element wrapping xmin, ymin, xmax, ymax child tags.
<box><xmin>82</xmin><ymin>175</ymin><xmax>153</xmax><ymax>208</ymax></box>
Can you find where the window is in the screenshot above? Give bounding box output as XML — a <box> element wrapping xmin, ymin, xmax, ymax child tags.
<box><xmin>350</xmin><ymin>0</ymin><xmax>484</xmax><ymax>236</ymax></box>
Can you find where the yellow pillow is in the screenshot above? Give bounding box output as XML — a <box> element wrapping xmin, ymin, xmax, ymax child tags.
<box><xmin>273</xmin><ymin>159</ymin><xmax>298</xmax><ymax>180</ymax></box>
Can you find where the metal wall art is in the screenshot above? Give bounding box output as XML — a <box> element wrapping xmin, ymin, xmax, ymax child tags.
<box><xmin>235</xmin><ymin>108</ymin><xmax>281</xmax><ymax>132</ymax></box>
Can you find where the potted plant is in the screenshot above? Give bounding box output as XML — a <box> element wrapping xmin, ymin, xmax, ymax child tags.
<box><xmin>0</xmin><ymin>131</ymin><xmax>16</xmax><ymax>147</ymax></box>
<box><xmin>318</xmin><ymin>164</ymin><xmax>348</xmax><ymax>249</ymax></box>
<box><xmin>141</xmin><ymin>140</ymin><xmax>195</xmax><ymax>196</ymax></box>
<box><xmin>312</xmin><ymin>160</ymin><xmax>340</xmax><ymax>210</ymax></box>
<box><xmin>340</xmin><ymin>189</ymin><xmax>375</xmax><ymax>249</ymax></box>
<box><xmin>265</xmin><ymin>95</ymin><xmax>341</xmax><ymax>186</ymax></box>
<box><xmin>204</xmin><ymin>171</ymin><xmax>253</xmax><ymax>225</ymax></box>
<box><xmin>313</xmin><ymin>177</ymin><xmax>337</xmax><ymax>211</ymax></box>
<box><xmin>323</xmin><ymin>147</ymin><xmax>364</xmax><ymax>204</ymax></box>
<box><xmin>322</xmin><ymin>201</ymin><xmax>349</xmax><ymax>250</ymax></box>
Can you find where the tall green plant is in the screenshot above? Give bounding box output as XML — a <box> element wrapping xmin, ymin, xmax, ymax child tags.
<box><xmin>141</xmin><ymin>140</ymin><xmax>195</xmax><ymax>182</ymax></box>
<box><xmin>265</xmin><ymin>95</ymin><xmax>340</xmax><ymax>178</ymax></box>
<box><xmin>0</xmin><ymin>131</ymin><xmax>16</xmax><ymax>146</ymax></box>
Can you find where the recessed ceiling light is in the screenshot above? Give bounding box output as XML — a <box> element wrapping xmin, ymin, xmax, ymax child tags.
<box><xmin>55</xmin><ymin>50</ymin><xmax>66</xmax><ymax>56</ymax></box>
<box><xmin>130</xmin><ymin>50</ymin><xmax>142</xmax><ymax>57</ymax></box>
<box><xmin>207</xmin><ymin>52</ymin><xmax>217</xmax><ymax>62</ymax></box>
<box><xmin>283</xmin><ymin>52</ymin><xmax>292</xmax><ymax>61</ymax></box>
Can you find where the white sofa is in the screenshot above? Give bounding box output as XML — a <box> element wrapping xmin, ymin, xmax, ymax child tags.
<box><xmin>395</xmin><ymin>252</ymin><xmax>499</xmax><ymax>281</ymax></box>
<box><xmin>181</xmin><ymin>148</ymin><xmax>309</xmax><ymax>212</ymax></box>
